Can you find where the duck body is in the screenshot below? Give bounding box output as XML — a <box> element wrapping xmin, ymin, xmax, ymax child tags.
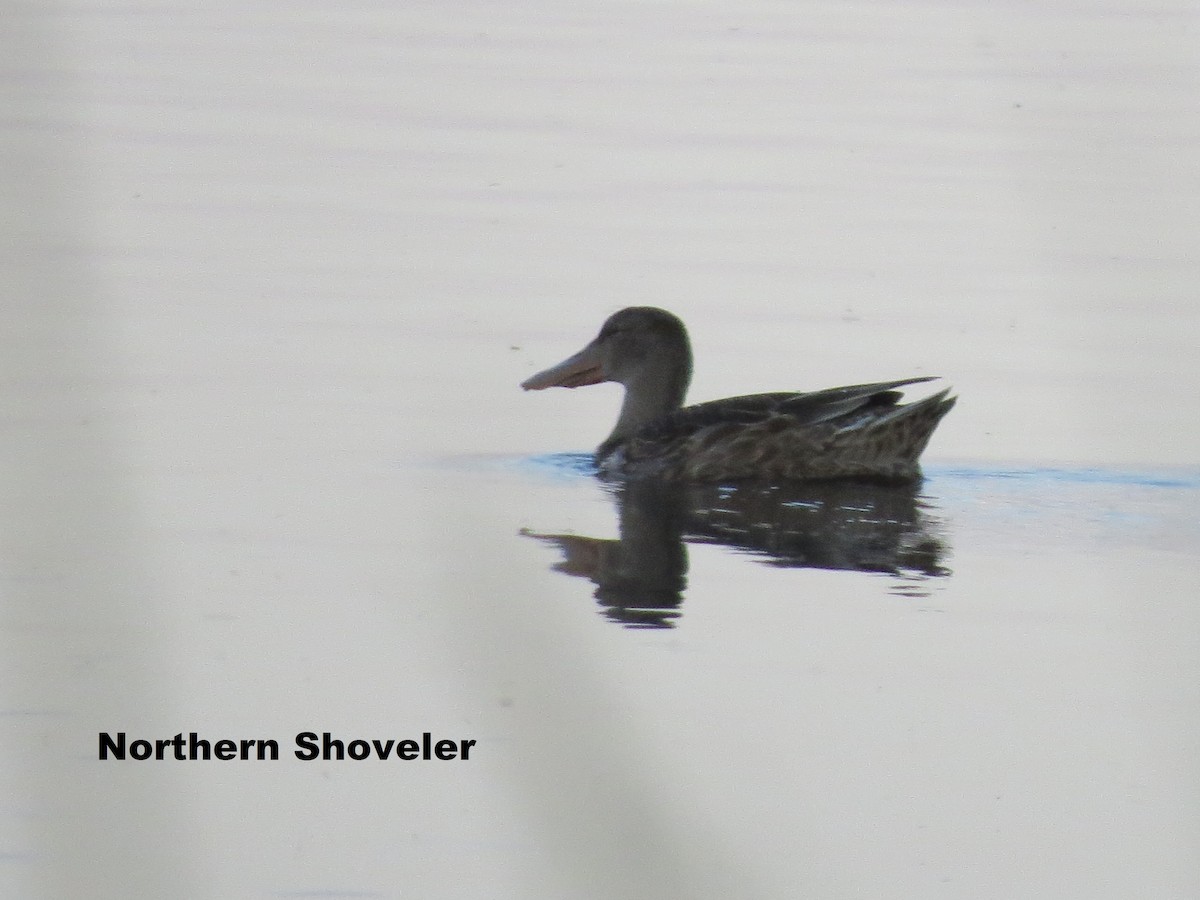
<box><xmin>521</xmin><ymin>307</ymin><xmax>955</xmax><ymax>484</ymax></box>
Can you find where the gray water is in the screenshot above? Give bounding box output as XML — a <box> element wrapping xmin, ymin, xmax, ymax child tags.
<box><xmin>3</xmin><ymin>2</ymin><xmax>1198</xmax><ymax>898</ymax></box>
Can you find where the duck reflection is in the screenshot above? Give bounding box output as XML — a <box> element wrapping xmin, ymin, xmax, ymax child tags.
<box><xmin>524</xmin><ymin>479</ymin><xmax>950</xmax><ymax>628</ymax></box>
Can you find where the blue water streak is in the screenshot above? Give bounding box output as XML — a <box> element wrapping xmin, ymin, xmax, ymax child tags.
<box><xmin>518</xmin><ymin>452</ymin><xmax>598</xmax><ymax>480</ymax></box>
<box><xmin>925</xmin><ymin>464</ymin><xmax>1200</xmax><ymax>490</ymax></box>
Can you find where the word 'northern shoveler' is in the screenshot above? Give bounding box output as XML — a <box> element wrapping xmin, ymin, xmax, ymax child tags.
<box><xmin>521</xmin><ymin>307</ymin><xmax>955</xmax><ymax>483</ymax></box>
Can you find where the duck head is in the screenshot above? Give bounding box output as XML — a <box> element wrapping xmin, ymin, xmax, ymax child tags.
<box><xmin>521</xmin><ymin>306</ymin><xmax>694</xmax><ymax>447</ymax></box>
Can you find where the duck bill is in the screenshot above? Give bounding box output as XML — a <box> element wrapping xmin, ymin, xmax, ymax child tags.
<box><xmin>521</xmin><ymin>341</ymin><xmax>608</xmax><ymax>390</ymax></box>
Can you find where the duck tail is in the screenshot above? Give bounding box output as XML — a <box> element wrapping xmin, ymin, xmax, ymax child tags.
<box><xmin>873</xmin><ymin>387</ymin><xmax>957</xmax><ymax>464</ymax></box>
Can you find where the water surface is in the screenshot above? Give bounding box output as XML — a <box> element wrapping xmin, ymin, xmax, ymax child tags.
<box><xmin>2</xmin><ymin>2</ymin><xmax>1198</xmax><ymax>898</ymax></box>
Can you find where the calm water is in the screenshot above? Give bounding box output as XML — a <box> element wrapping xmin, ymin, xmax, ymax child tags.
<box><xmin>3</xmin><ymin>2</ymin><xmax>1198</xmax><ymax>898</ymax></box>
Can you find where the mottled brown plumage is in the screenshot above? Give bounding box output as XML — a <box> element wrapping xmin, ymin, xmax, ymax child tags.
<box><xmin>521</xmin><ymin>307</ymin><xmax>955</xmax><ymax>483</ymax></box>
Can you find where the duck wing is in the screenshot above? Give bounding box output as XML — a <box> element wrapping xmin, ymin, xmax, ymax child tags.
<box><xmin>608</xmin><ymin>377</ymin><xmax>948</xmax><ymax>482</ymax></box>
<box><xmin>638</xmin><ymin>376</ymin><xmax>938</xmax><ymax>440</ymax></box>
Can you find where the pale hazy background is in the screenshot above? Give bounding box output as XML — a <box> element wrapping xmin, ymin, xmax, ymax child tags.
<box><xmin>2</xmin><ymin>2</ymin><xmax>1197</xmax><ymax>898</ymax></box>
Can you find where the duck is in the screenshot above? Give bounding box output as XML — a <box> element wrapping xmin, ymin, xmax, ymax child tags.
<box><xmin>521</xmin><ymin>306</ymin><xmax>955</xmax><ymax>483</ymax></box>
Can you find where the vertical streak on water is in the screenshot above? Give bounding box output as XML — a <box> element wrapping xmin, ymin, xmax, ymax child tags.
<box><xmin>428</xmin><ymin>478</ymin><xmax>765</xmax><ymax>898</ymax></box>
<box><xmin>0</xmin><ymin>8</ymin><xmax>199</xmax><ymax>898</ymax></box>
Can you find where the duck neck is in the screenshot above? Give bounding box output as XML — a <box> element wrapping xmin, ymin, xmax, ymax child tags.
<box><xmin>600</xmin><ymin>365</ymin><xmax>690</xmax><ymax>455</ymax></box>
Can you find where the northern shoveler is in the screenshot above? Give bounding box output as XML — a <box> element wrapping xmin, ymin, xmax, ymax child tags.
<box><xmin>521</xmin><ymin>306</ymin><xmax>955</xmax><ymax>483</ymax></box>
